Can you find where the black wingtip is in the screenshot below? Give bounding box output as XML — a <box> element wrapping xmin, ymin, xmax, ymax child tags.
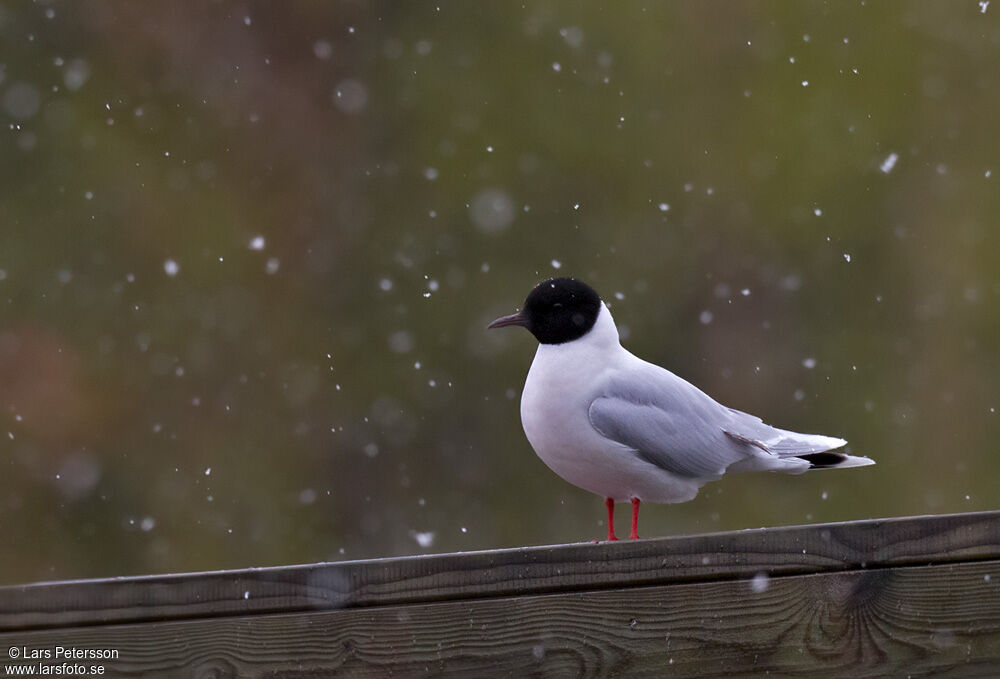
<box><xmin>797</xmin><ymin>451</ymin><xmax>848</xmax><ymax>468</ymax></box>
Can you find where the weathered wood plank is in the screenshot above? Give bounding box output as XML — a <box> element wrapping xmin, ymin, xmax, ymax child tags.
<box><xmin>2</xmin><ymin>510</ymin><xmax>999</xmax><ymax>632</ymax></box>
<box><xmin>2</xmin><ymin>560</ymin><xmax>998</xmax><ymax>678</ymax></box>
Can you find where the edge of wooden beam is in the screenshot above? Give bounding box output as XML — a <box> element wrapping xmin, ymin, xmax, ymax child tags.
<box><xmin>1</xmin><ymin>509</ymin><xmax>998</xmax><ymax>632</ymax></box>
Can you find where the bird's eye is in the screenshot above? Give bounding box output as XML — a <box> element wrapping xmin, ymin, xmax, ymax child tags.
<box><xmin>552</xmin><ymin>302</ymin><xmax>564</xmax><ymax>309</ymax></box>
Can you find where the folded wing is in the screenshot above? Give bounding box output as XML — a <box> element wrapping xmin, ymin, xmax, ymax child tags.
<box><xmin>588</xmin><ymin>363</ymin><xmax>871</xmax><ymax>479</ymax></box>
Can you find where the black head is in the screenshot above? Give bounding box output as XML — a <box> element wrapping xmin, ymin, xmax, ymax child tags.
<box><xmin>488</xmin><ymin>277</ymin><xmax>602</xmax><ymax>344</ymax></box>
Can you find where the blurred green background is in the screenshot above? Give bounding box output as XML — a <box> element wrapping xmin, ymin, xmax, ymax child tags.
<box><xmin>1</xmin><ymin>1</ymin><xmax>998</xmax><ymax>585</ymax></box>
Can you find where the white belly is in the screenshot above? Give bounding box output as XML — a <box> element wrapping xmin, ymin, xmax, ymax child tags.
<box><xmin>518</xmin><ymin>343</ymin><xmax>703</xmax><ymax>504</ymax></box>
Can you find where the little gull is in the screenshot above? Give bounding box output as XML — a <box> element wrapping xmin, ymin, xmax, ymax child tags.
<box><xmin>489</xmin><ymin>277</ymin><xmax>874</xmax><ymax>541</ymax></box>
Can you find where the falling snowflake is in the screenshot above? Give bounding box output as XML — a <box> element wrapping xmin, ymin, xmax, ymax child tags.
<box><xmin>880</xmin><ymin>152</ymin><xmax>899</xmax><ymax>174</ymax></box>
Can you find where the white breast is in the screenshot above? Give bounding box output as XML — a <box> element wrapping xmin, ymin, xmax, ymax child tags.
<box><xmin>518</xmin><ymin>304</ymin><xmax>703</xmax><ymax>504</ymax></box>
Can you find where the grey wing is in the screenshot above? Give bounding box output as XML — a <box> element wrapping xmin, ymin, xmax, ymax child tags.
<box><xmin>588</xmin><ymin>367</ymin><xmax>751</xmax><ymax>479</ymax></box>
<box><xmin>722</xmin><ymin>407</ymin><xmax>848</xmax><ymax>456</ymax></box>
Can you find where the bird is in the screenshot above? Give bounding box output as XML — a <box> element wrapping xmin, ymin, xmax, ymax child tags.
<box><xmin>488</xmin><ymin>277</ymin><xmax>874</xmax><ymax>541</ymax></box>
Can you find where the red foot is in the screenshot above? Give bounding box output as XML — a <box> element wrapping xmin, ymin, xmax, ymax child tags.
<box><xmin>605</xmin><ymin>497</ymin><xmax>619</xmax><ymax>541</ymax></box>
<box><xmin>629</xmin><ymin>497</ymin><xmax>640</xmax><ymax>539</ymax></box>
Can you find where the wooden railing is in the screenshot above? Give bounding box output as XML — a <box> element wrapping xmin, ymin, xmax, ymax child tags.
<box><xmin>2</xmin><ymin>510</ymin><xmax>999</xmax><ymax>677</ymax></box>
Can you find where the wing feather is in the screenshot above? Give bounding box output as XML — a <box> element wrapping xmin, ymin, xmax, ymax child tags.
<box><xmin>588</xmin><ymin>361</ymin><xmax>850</xmax><ymax>479</ymax></box>
<box><xmin>588</xmin><ymin>365</ymin><xmax>748</xmax><ymax>479</ymax></box>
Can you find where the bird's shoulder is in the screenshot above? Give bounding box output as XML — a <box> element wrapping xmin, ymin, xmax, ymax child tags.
<box><xmin>591</xmin><ymin>353</ymin><xmax>723</xmax><ymax>414</ymax></box>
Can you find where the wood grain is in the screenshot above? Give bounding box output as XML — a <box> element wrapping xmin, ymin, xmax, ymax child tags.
<box><xmin>2</xmin><ymin>510</ymin><xmax>998</xmax><ymax>632</ymax></box>
<box><xmin>2</xmin><ymin>560</ymin><xmax>998</xmax><ymax>678</ymax></box>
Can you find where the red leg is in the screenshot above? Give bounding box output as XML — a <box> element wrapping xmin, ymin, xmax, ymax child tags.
<box><xmin>629</xmin><ymin>497</ymin><xmax>640</xmax><ymax>539</ymax></box>
<box><xmin>605</xmin><ymin>497</ymin><xmax>618</xmax><ymax>541</ymax></box>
